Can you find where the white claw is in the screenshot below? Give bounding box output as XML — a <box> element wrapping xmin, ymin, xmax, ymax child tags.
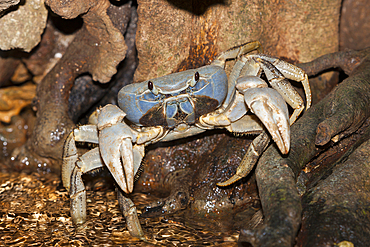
<box><xmin>99</xmin><ymin>122</ymin><xmax>135</xmax><ymax>194</ymax></box>
<box><xmin>244</xmin><ymin>87</ymin><xmax>290</xmax><ymax>154</ymax></box>
<box><xmin>120</xmin><ymin>139</ymin><xmax>134</xmax><ymax>193</ymax></box>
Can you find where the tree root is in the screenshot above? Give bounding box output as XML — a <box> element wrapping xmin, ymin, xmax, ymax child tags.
<box><xmin>239</xmin><ymin>48</ymin><xmax>370</xmax><ymax>246</ymax></box>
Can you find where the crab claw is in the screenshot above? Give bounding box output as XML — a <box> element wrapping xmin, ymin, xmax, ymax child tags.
<box><xmin>99</xmin><ymin>123</ymin><xmax>135</xmax><ymax>194</ymax></box>
<box><xmin>244</xmin><ymin>87</ymin><xmax>290</xmax><ymax>154</ymax></box>
<box><xmin>96</xmin><ymin>104</ymin><xmax>139</xmax><ymax>194</ymax></box>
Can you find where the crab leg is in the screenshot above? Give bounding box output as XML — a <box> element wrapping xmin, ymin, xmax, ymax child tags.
<box><xmin>62</xmin><ymin>132</ymin><xmax>104</xmax><ymax>224</ymax></box>
<box><xmin>62</xmin><ymin>129</ymin><xmax>145</xmax><ymax>239</ymax></box>
<box><xmin>212</xmin><ymin>40</ymin><xmax>263</xmax><ymax>68</ymax></box>
<box><xmin>218</xmin><ymin>56</ymin><xmax>310</xmax><ymax>185</ymax></box>
<box><xmin>211</xmin><ymin>41</ymin><xmax>263</xmax><ymax>111</ymax></box>
<box><xmin>216</xmin><ymin>76</ymin><xmax>290</xmax><ymax>186</ymax></box>
<box><xmin>253</xmin><ymin>54</ymin><xmax>312</xmax><ymax>110</ymax></box>
<box><xmin>117</xmin><ymin>189</ymin><xmax>145</xmax><ymax>240</ymax></box>
<box><xmin>217</xmin><ymin>131</ymin><xmax>270</xmax><ymax>186</ymax></box>
<box><xmin>254</xmin><ymin>56</ymin><xmax>309</xmax><ymax>125</ymax></box>
<box><xmin>62</xmin><ymin>125</ymin><xmax>99</xmax><ymax>191</ymax></box>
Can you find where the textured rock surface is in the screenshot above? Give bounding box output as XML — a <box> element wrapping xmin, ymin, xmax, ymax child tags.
<box><xmin>0</xmin><ymin>0</ymin><xmax>20</xmax><ymax>12</ymax></box>
<box><xmin>9</xmin><ymin>0</ymin><xmax>130</xmax><ymax>168</ymax></box>
<box><xmin>0</xmin><ymin>0</ymin><xmax>48</xmax><ymax>52</ymax></box>
<box><xmin>134</xmin><ymin>0</ymin><xmax>341</xmax><ymax>82</ymax></box>
<box><xmin>0</xmin><ymin>84</ymin><xmax>36</xmax><ymax>123</ymax></box>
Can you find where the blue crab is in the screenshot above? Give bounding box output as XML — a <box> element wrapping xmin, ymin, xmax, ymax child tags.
<box><xmin>62</xmin><ymin>41</ymin><xmax>311</xmax><ymax>239</ymax></box>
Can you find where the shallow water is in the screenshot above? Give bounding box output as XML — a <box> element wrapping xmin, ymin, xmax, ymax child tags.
<box><xmin>0</xmin><ymin>172</ymin><xmax>240</xmax><ymax>246</ymax></box>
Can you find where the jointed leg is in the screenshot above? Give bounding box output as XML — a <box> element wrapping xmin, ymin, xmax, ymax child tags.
<box><xmin>62</xmin><ymin>125</ymin><xmax>99</xmax><ymax>192</ymax></box>
<box><xmin>254</xmin><ymin>54</ymin><xmax>311</xmax><ymax>109</ymax></box>
<box><xmin>255</xmin><ymin>57</ymin><xmax>306</xmax><ymax>125</ymax></box>
<box><xmin>253</xmin><ymin>54</ymin><xmax>312</xmax><ymax>121</ymax></box>
<box><xmin>217</xmin><ymin>131</ymin><xmax>270</xmax><ymax>186</ymax></box>
<box><xmin>62</xmin><ymin>134</ymin><xmax>104</xmax><ymax>224</ymax></box>
<box><xmin>212</xmin><ymin>41</ymin><xmax>263</xmax><ymax>68</ymax></box>
<box><xmin>117</xmin><ymin>189</ymin><xmax>145</xmax><ymax>240</ymax></box>
<box><xmin>212</xmin><ymin>41</ymin><xmax>263</xmax><ymax>112</ymax></box>
<box><xmin>63</xmin><ymin>128</ymin><xmax>145</xmax><ymax>238</ymax></box>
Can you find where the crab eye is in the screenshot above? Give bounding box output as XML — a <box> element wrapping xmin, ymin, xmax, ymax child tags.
<box><xmin>148</xmin><ymin>81</ymin><xmax>159</xmax><ymax>95</ymax></box>
<box><xmin>195</xmin><ymin>71</ymin><xmax>199</xmax><ymax>82</ymax></box>
<box><xmin>189</xmin><ymin>71</ymin><xmax>199</xmax><ymax>87</ymax></box>
<box><xmin>148</xmin><ymin>81</ymin><xmax>153</xmax><ymax>91</ymax></box>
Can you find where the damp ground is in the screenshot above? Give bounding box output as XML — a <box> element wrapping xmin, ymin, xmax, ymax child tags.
<box><xmin>0</xmin><ymin>171</ymin><xmax>240</xmax><ymax>246</ymax></box>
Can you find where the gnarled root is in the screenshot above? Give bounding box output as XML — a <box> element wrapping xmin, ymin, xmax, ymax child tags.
<box><xmin>239</xmin><ymin>48</ymin><xmax>370</xmax><ymax>246</ymax></box>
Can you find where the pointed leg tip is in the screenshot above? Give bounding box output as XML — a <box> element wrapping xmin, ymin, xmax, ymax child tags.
<box><xmin>217</xmin><ymin>175</ymin><xmax>242</xmax><ymax>187</ymax></box>
<box><xmin>216</xmin><ymin>181</ymin><xmax>229</xmax><ymax>187</ymax></box>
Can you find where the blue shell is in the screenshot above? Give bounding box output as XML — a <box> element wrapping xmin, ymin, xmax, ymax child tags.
<box><xmin>118</xmin><ymin>65</ymin><xmax>228</xmax><ymax>127</ymax></box>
